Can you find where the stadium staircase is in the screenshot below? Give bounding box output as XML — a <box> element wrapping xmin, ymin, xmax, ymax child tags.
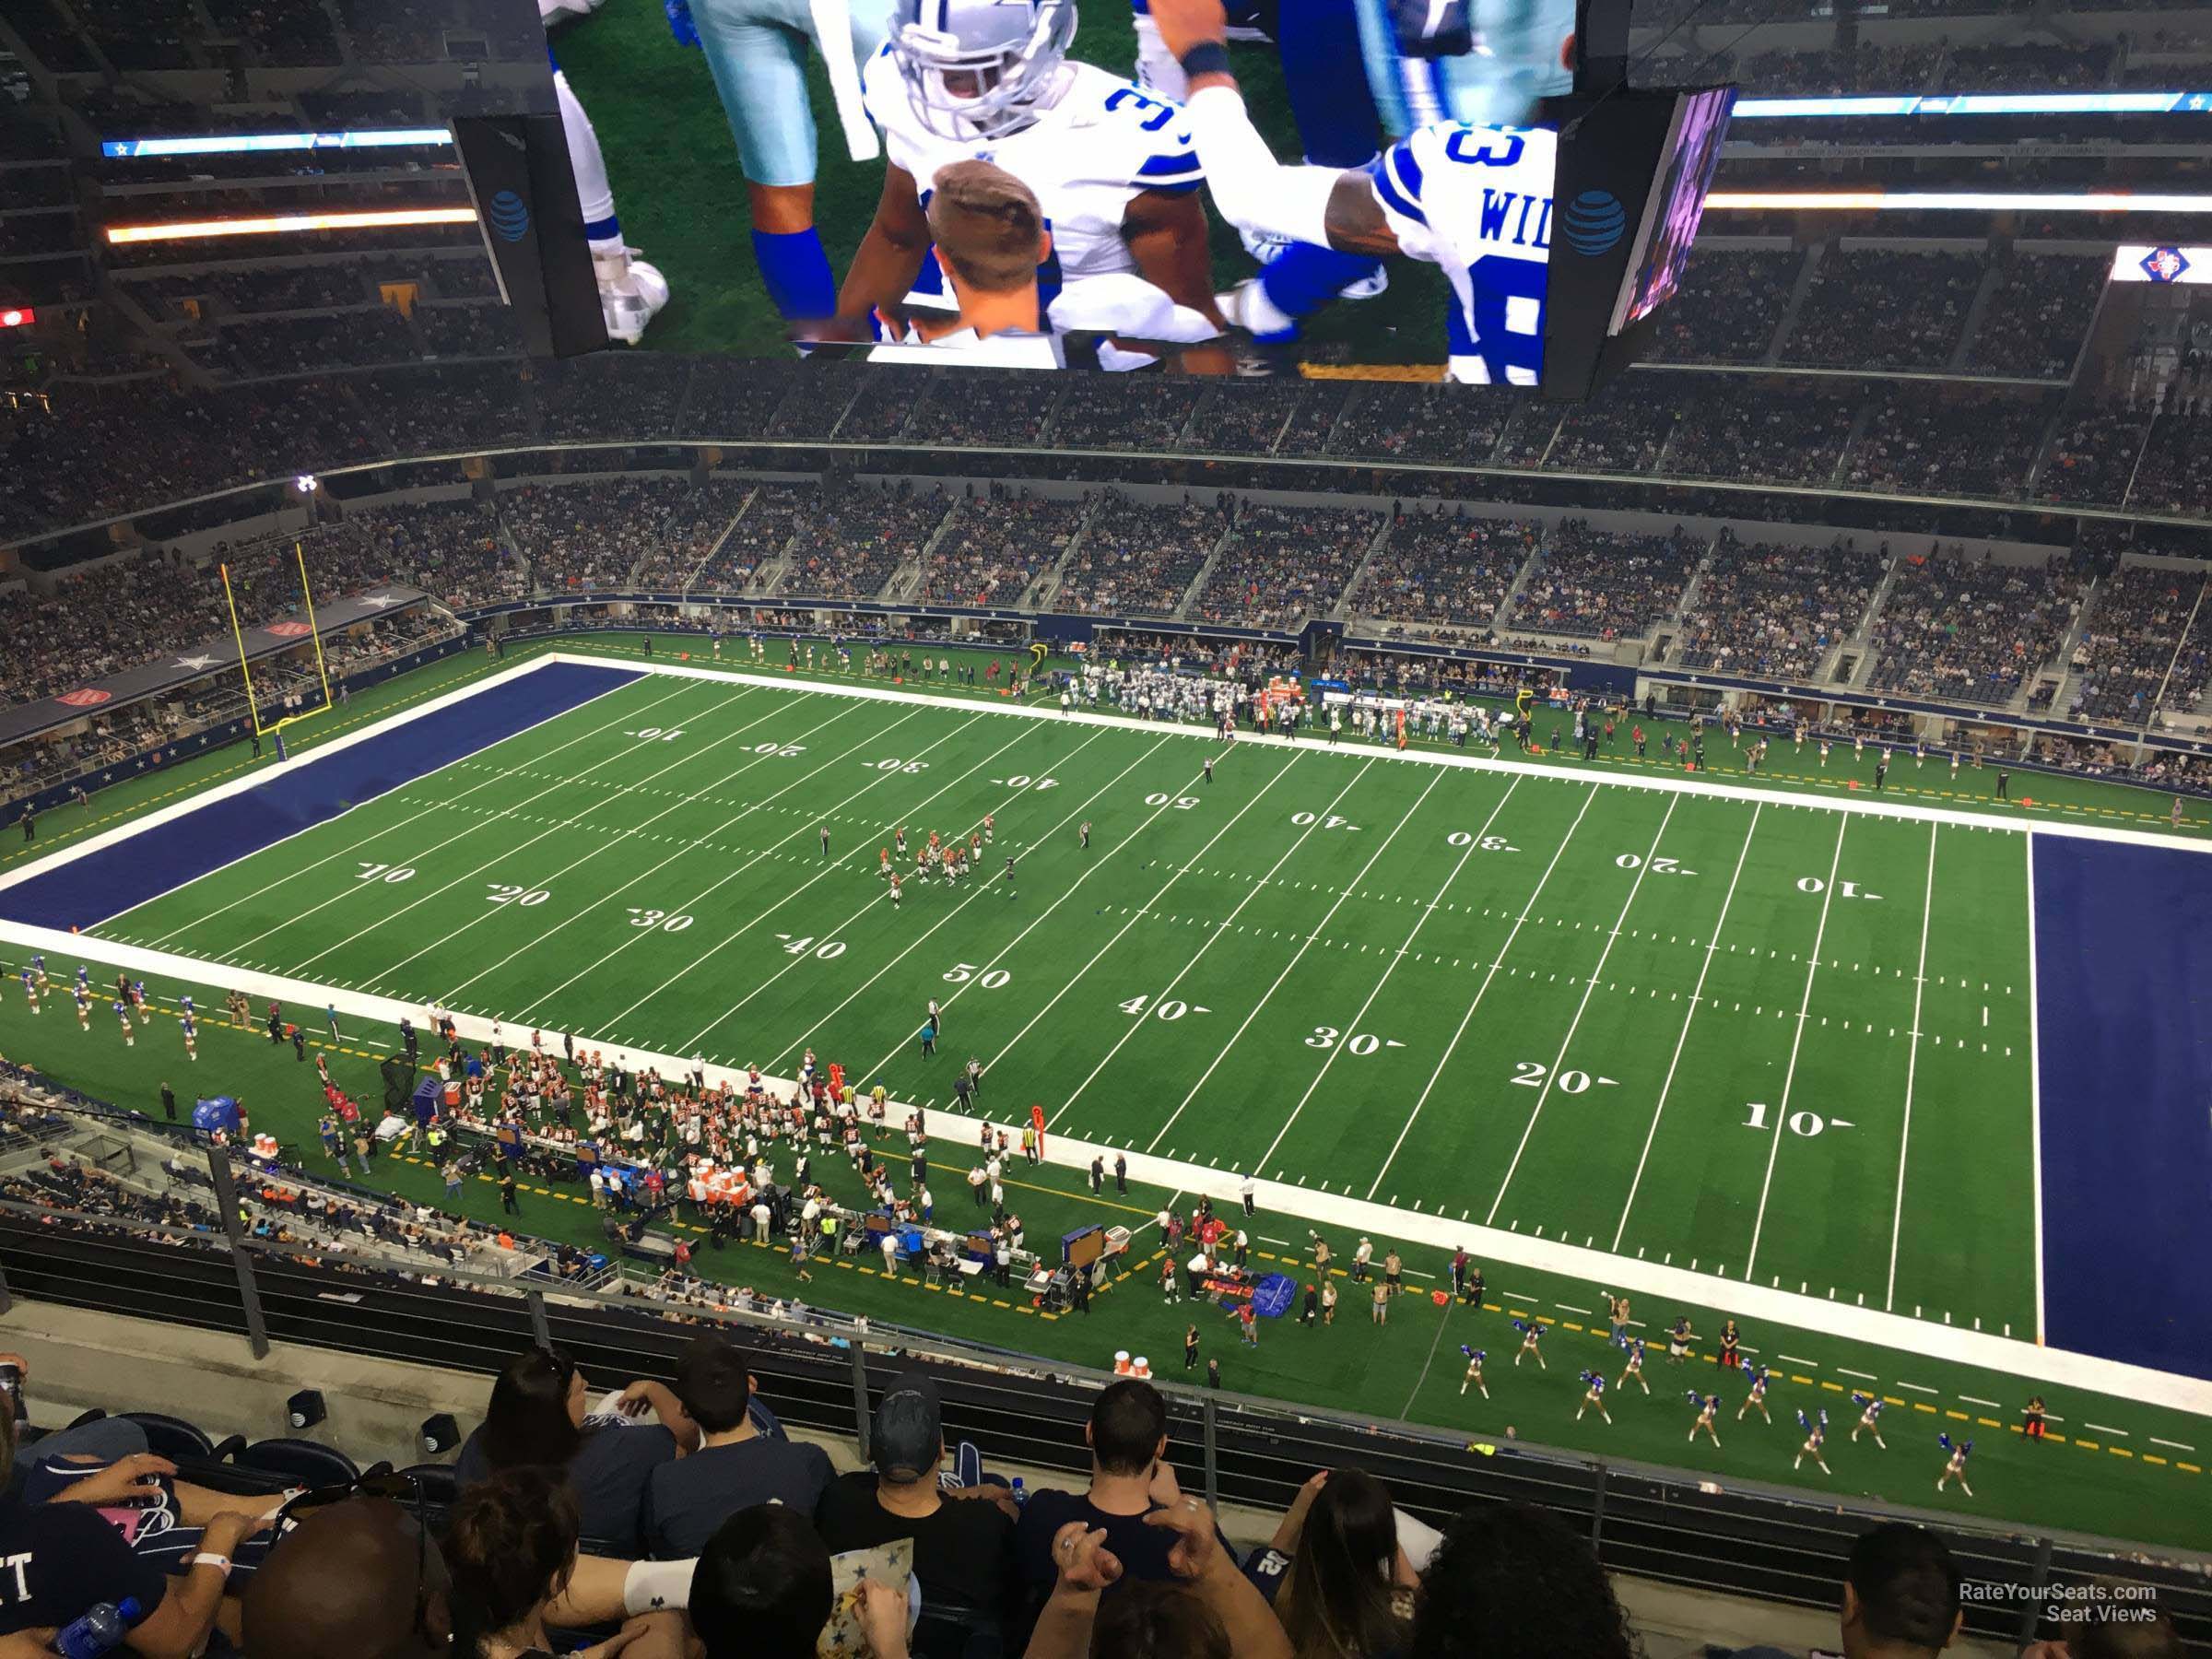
<box><xmin>1828</xmin><ymin>547</ymin><xmax>1912</xmax><ymax>688</ymax></box>
<box><xmin>2147</xmin><ymin>573</ymin><xmax>2210</xmax><ymax>721</ymax></box>
<box><xmin>746</xmin><ymin>503</ymin><xmax>806</xmax><ymax>598</ymax></box>
<box><xmin>1171</xmin><ymin>511</ymin><xmax>1244</xmax><ymax>621</ymax></box>
<box><xmin>1947</xmin><ymin>246</ymin><xmax>2007</xmax><ymax>374</ymax></box>
<box><xmin>879</xmin><ymin>503</ymin><xmax>963</xmax><ymax>603</ymax></box>
<box><xmin>1329</xmin><ymin>512</ymin><xmax>1400</xmax><ymax>621</ymax></box>
<box><xmin>1487</xmin><ymin>523</ymin><xmax>1553</xmax><ymax>635</ymax></box>
<box><xmin>676</xmin><ymin>484</ymin><xmax>757</xmax><ymax>595</ymax></box>
<box><xmin>1016</xmin><ymin>493</ymin><xmax>1103</xmax><ymax>611</ymax></box>
<box><xmin>1764</xmin><ymin>243</ymin><xmax>1828</xmax><ymax>366</ymax></box>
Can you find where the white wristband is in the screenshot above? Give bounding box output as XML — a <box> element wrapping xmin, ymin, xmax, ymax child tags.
<box><xmin>191</xmin><ymin>1552</ymin><xmax>233</xmax><ymax>1577</ymax></box>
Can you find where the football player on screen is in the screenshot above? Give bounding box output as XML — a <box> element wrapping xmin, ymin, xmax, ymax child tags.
<box><xmin>666</xmin><ymin>0</ymin><xmax>891</xmax><ymax>321</ymax></box>
<box><xmin>548</xmin><ymin>53</ymin><xmax>671</xmax><ymax>344</ymax></box>
<box><xmin>836</xmin><ymin>0</ymin><xmax>1231</xmax><ymax>371</ymax></box>
<box><xmin>1143</xmin><ymin>0</ymin><xmax>1568</xmax><ymax>382</ymax></box>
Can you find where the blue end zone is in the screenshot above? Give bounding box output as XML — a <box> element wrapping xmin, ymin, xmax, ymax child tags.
<box><xmin>0</xmin><ymin>662</ymin><xmax>643</xmax><ymax>935</ymax></box>
<box><xmin>2032</xmin><ymin>836</ymin><xmax>2212</xmax><ymax>1381</ymax></box>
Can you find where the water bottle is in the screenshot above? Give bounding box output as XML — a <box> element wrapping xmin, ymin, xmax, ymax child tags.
<box><xmin>1009</xmin><ymin>1477</ymin><xmax>1026</xmax><ymax>1510</ymax></box>
<box><xmin>53</xmin><ymin>1599</ymin><xmax>139</xmax><ymax>1658</ymax></box>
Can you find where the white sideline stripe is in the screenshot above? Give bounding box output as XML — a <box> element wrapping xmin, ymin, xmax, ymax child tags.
<box><xmin>283</xmin><ymin>685</ymin><xmax>780</xmax><ymax>978</ymax></box>
<box><xmin>1613</xmin><ymin>805</ymin><xmax>1760</xmax><ymax>1251</ymax></box>
<box><xmin>140</xmin><ymin>676</ymin><xmax>702</xmax><ymax>949</ymax></box>
<box><xmin>1744</xmin><ymin>818</ymin><xmax>1847</xmax><ymax>1283</ymax></box>
<box><xmin>1244</xmin><ymin>777</ymin><xmax>1514</xmax><ymax>1176</ymax></box>
<box><xmin>1153</xmin><ymin>765</ymin><xmax>1455</xmax><ymax>1157</ymax></box>
<box><xmin>0</xmin><ymin>655</ymin><xmax>638</xmax><ymax>916</ymax></box>
<box><xmin>759</xmin><ymin>728</ymin><xmax>1147</xmax><ymax>1074</ymax></box>
<box><xmin>1838</xmin><ymin>1368</ymin><xmax>1878</xmax><ymax>1381</ymax></box>
<box><xmin>4</xmin><ymin>655</ymin><xmax>2209</xmax><ymax>1421</ymax></box>
<box><xmin>1959</xmin><ymin>1394</ymin><xmax>2001</xmax><ymax>1407</ymax></box>
<box><xmin>2150</xmin><ymin>1438</ymin><xmax>2197</xmax><ymax>1451</ymax></box>
<box><xmin>2084</xmin><ymin>1422</ymin><xmax>2129</xmax><ymax>1436</ymax></box>
<box><xmin>2024</xmin><ymin>838</ymin><xmax>2047</xmax><ymax>1347</ymax></box>
<box><xmin>1887</xmin><ymin>823</ymin><xmax>1938</xmax><ymax>1312</ymax></box>
<box><xmin>1777</xmin><ymin>1354</ymin><xmax>1819</xmax><ymax>1367</ymax></box>
<box><xmin>525</xmin><ymin>656</ymin><xmax>2212</xmax><ymax>857</ymax></box>
<box><xmin>1487</xmin><ymin>793</ymin><xmax>1678</xmax><ymax>1226</ymax></box>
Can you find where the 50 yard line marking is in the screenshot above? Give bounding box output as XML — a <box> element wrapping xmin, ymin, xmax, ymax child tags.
<box><xmin>1148</xmin><ymin>765</ymin><xmax>1463</xmax><ymax>1154</ymax></box>
<box><xmin>1048</xmin><ymin>758</ymin><xmax>1376</xmax><ymax>1129</ymax></box>
<box><xmin>1886</xmin><ymin>822</ymin><xmax>1938</xmax><ymax>1312</ymax></box>
<box><xmin>1485</xmin><ymin>792</ymin><xmax>1678</xmax><ymax>1226</ymax></box>
<box><xmin>135</xmin><ymin>677</ymin><xmax>706</xmax><ymax>950</ymax></box>
<box><xmin>1241</xmin><ymin>774</ymin><xmax>1519</xmax><ymax>1173</ymax></box>
<box><xmin>1367</xmin><ymin>782</ymin><xmax>1600</xmax><ymax>1200</ymax></box>
<box><xmin>1613</xmin><ymin>803</ymin><xmax>1760</xmax><ymax>1251</ymax></box>
<box><xmin>1744</xmin><ymin>815</ymin><xmax>1847</xmax><ymax>1283</ymax></box>
<box><xmin>759</xmin><ymin>729</ymin><xmax>1162</xmax><ymax>1074</ymax></box>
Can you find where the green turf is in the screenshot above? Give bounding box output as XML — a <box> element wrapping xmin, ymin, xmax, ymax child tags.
<box><xmin>6</xmin><ymin>642</ymin><xmax>2210</xmax><ymax>1546</ymax></box>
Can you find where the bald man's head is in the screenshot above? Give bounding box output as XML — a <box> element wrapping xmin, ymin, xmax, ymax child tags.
<box><xmin>243</xmin><ymin>1497</ymin><xmax>451</xmax><ymax>1659</ymax></box>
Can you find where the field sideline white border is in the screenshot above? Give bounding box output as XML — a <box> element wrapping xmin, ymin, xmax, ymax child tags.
<box><xmin>2</xmin><ymin>652</ymin><xmax>2206</xmax><ymax>1421</ymax></box>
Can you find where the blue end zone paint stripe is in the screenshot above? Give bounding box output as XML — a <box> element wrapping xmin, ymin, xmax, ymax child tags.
<box><xmin>2031</xmin><ymin>836</ymin><xmax>2212</xmax><ymax>1381</ymax></box>
<box><xmin>0</xmin><ymin>663</ymin><xmax>643</xmax><ymax>934</ymax></box>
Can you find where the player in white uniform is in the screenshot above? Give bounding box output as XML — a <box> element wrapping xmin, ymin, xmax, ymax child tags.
<box><xmin>1141</xmin><ymin>0</ymin><xmax>1559</xmax><ymax>383</ymax></box>
<box><xmin>840</xmin><ymin>0</ymin><xmax>1229</xmax><ymax>369</ymax></box>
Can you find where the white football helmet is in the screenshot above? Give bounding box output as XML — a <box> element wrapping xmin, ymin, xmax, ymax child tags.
<box><xmin>888</xmin><ymin>0</ymin><xmax>1078</xmax><ymax>139</ymax></box>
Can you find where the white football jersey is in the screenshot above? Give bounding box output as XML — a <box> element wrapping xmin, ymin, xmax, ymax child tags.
<box><xmin>1368</xmin><ymin>121</ymin><xmax>1558</xmax><ymax>385</ymax></box>
<box><xmin>863</xmin><ymin>48</ymin><xmax>1206</xmax><ymax>285</ymax></box>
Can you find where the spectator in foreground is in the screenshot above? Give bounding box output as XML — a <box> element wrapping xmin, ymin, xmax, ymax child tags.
<box><xmin>1841</xmin><ymin>1524</ymin><xmax>1962</xmax><ymax>1659</ymax></box>
<box><xmin>1015</xmin><ymin>1379</ymin><xmax>1233</xmax><ymax>1611</ymax></box>
<box><xmin>691</xmin><ymin>1503</ymin><xmax>909</xmax><ymax>1659</ymax></box>
<box><xmin>1408</xmin><ymin>1504</ymin><xmax>1634</xmax><ymax>1659</ymax></box>
<box><xmin>642</xmin><ymin>1333</ymin><xmax>833</xmax><ymax>1558</ymax></box>
<box><xmin>814</xmin><ymin>1371</ymin><xmax>1019</xmax><ymax>1648</ymax></box>
<box><xmin>1026</xmin><ymin>1494</ymin><xmax>1291</xmax><ymax>1659</ymax></box>
<box><xmin>444</xmin><ymin>1468</ymin><xmax>681</xmax><ymax>1659</ymax></box>
<box><xmin>1243</xmin><ymin>1470</ymin><xmax>1414</xmax><ymax>1659</ymax></box>
<box><xmin>243</xmin><ymin>1496</ymin><xmax>453</xmax><ymax>1659</ymax></box>
<box><xmin>0</xmin><ymin>1400</ymin><xmax>260</xmax><ymax>1656</ymax></box>
<box><xmin>454</xmin><ymin>1345</ymin><xmax>697</xmax><ymax>1558</ymax></box>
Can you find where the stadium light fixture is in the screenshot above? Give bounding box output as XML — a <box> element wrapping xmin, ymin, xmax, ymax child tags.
<box><xmin>105</xmin><ymin>207</ymin><xmax>478</xmax><ymax>244</ymax></box>
<box><xmin>0</xmin><ymin>307</ymin><xmax>31</xmax><ymax>328</ymax></box>
<box><xmin>295</xmin><ymin>475</ymin><xmax>318</xmax><ymax>494</ymax></box>
<box><xmin>100</xmin><ymin>128</ymin><xmax>453</xmax><ymax>159</ymax></box>
<box><xmin>1705</xmin><ymin>190</ymin><xmax>2212</xmax><ymax>214</ymax></box>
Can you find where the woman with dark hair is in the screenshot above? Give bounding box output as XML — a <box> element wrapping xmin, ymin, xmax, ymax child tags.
<box><xmin>444</xmin><ymin>1469</ymin><xmax>666</xmax><ymax>1659</ymax></box>
<box><xmin>1409</xmin><ymin>1503</ymin><xmax>1636</xmax><ymax>1659</ymax></box>
<box><xmin>453</xmin><ymin>1346</ymin><xmax>697</xmax><ymax>1557</ymax></box>
<box><xmin>1243</xmin><ymin>1471</ymin><xmax>1412</xmax><ymax>1659</ymax></box>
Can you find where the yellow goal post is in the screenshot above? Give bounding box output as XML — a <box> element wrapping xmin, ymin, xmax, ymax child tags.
<box><xmin>219</xmin><ymin>538</ymin><xmax>335</xmax><ymax>740</ymax></box>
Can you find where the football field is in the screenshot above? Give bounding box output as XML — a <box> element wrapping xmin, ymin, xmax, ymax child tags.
<box><xmin>36</xmin><ymin>658</ymin><xmax>2043</xmax><ymax>1334</ymax></box>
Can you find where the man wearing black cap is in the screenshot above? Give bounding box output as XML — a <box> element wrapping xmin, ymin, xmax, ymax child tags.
<box><xmin>641</xmin><ymin>1334</ymin><xmax>832</xmax><ymax>1559</ymax></box>
<box><xmin>815</xmin><ymin>1371</ymin><xmax>1018</xmax><ymax>1641</ymax></box>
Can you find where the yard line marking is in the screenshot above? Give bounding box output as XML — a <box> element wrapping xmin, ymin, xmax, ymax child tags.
<box><xmin>1613</xmin><ymin>804</ymin><xmax>1760</xmax><ymax>1251</ymax></box>
<box><xmin>2150</xmin><ymin>1437</ymin><xmax>2197</xmax><ymax>1452</ymax></box>
<box><xmin>2085</xmin><ymin>1422</ymin><xmax>2129</xmax><ymax>1436</ymax></box>
<box><xmin>144</xmin><ymin>677</ymin><xmax>711</xmax><ymax>952</ymax></box>
<box><xmin>2023</xmin><ymin>833</ymin><xmax>2046</xmax><ymax>1345</ymax></box>
<box><xmin>665</xmin><ymin>720</ymin><xmax>1052</xmax><ymax>1051</ymax></box>
<box><xmin>756</xmin><ymin>728</ymin><xmax>1143</xmax><ymax>1071</ymax></box>
<box><xmin>485</xmin><ymin>716</ymin><xmax>1051</xmax><ymax>1027</ymax></box>
<box><xmin>1959</xmin><ymin>1395</ymin><xmax>2001</xmax><ymax>1407</ymax></box>
<box><xmin>1744</xmin><ymin>816</ymin><xmax>1847</xmax><ymax>1283</ymax></box>
<box><xmin>863</xmin><ymin>751</ymin><xmax>1300</xmax><ymax>1089</ymax></box>
<box><xmin>1886</xmin><ymin>822</ymin><xmax>1938</xmax><ymax>1312</ymax></box>
<box><xmin>1486</xmin><ymin>794</ymin><xmax>1678</xmax><ymax>1225</ymax></box>
<box><xmin>280</xmin><ymin>685</ymin><xmax>788</xmax><ymax>975</ymax></box>
<box><xmin>1155</xmin><ymin>768</ymin><xmax>1483</xmax><ymax>1156</ymax></box>
<box><xmin>1896</xmin><ymin>1381</ymin><xmax>1936</xmax><ymax>1394</ymax></box>
<box><xmin>1777</xmin><ymin>1353</ymin><xmax>1818</xmax><ymax>1367</ymax></box>
<box><xmin>570</xmin><ymin>710</ymin><xmax>1002</xmax><ymax>1036</ymax></box>
<box><xmin>1056</xmin><ymin>759</ymin><xmax>1379</xmax><ymax>1130</ymax></box>
<box><xmin>1368</xmin><ymin>783</ymin><xmax>1600</xmax><ymax>1200</ymax></box>
<box><xmin>1837</xmin><ymin>1367</ymin><xmax>1877</xmax><ymax>1381</ymax></box>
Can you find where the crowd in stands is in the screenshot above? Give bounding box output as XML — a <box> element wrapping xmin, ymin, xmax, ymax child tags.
<box><xmin>1672</xmin><ymin>531</ymin><xmax>1888</xmax><ymax>681</ymax></box>
<box><xmin>689</xmin><ymin>482</ymin><xmax>811</xmax><ymax>594</ymax></box>
<box><xmin>1786</xmin><ymin>249</ymin><xmax>1987</xmax><ymax>371</ymax></box>
<box><xmin>1964</xmin><ymin>253</ymin><xmax>2107</xmax><ymax>380</ymax></box>
<box><xmin>914</xmin><ymin>488</ymin><xmax>1084</xmax><ymax>609</ymax></box>
<box><xmin>1842</xmin><ymin>387</ymin><xmax>2057</xmax><ymax>500</ymax></box>
<box><xmin>1867</xmin><ymin>547</ymin><xmax>2085</xmax><ymax>705</ymax></box>
<box><xmin>2066</xmin><ymin>563</ymin><xmax>2207</xmax><ymax>724</ymax></box>
<box><xmin>498</xmin><ymin>478</ymin><xmax>692</xmax><ymax>594</ymax></box>
<box><xmin>630</xmin><ymin>479</ymin><xmax>758</xmax><ymax>592</ymax></box>
<box><xmin>1053</xmin><ymin>491</ymin><xmax>1224</xmax><ymax>618</ymax></box>
<box><xmin>1514</xmin><ymin>521</ymin><xmax>1701</xmax><ymax>641</ymax></box>
<box><xmin>0</xmin><ymin>551</ymin><xmax>229</xmax><ymax>703</ymax></box>
<box><xmin>1050</xmin><ymin>378</ymin><xmax>1203</xmax><ymax>453</ymax></box>
<box><xmin>775</xmin><ymin>481</ymin><xmax>950</xmax><ymax>603</ymax></box>
<box><xmin>349</xmin><ymin>497</ymin><xmax>527</xmax><ymax>608</ymax></box>
<box><xmin>1643</xmin><ymin>246</ymin><xmax>1798</xmax><ymax>365</ymax></box>
<box><xmin>1665</xmin><ymin>380</ymin><xmax>1858</xmax><ymax>486</ymax></box>
<box><xmin>1189</xmin><ymin>501</ymin><xmax>1381</xmax><ymax>630</ymax></box>
<box><xmin>1348</xmin><ymin>512</ymin><xmax>1542</xmax><ymax>637</ymax></box>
